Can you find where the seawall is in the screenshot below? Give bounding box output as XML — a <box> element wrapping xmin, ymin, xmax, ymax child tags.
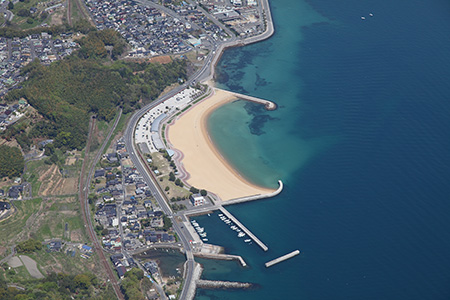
<box><xmin>224</xmin><ymin>180</ymin><xmax>283</xmax><ymax>206</ymax></box>
<box><xmin>196</xmin><ymin>279</ymin><xmax>255</xmax><ymax>290</ymax></box>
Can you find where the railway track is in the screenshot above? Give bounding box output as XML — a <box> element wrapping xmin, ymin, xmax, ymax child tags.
<box><xmin>78</xmin><ymin>115</ymin><xmax>124</xmax><ymax>300</ymax></box>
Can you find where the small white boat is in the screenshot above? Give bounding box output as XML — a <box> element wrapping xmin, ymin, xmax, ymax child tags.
<box><xmin>196</xmin><ymin>227</ymin><xmax>204</xmax><ymax>233</ymax></box>
<box><xmin>361</xmin><ymin>16</ymin><xmax>366</xmax><ymax>20</ymax></box>
<box><xmin>218</xmin><ymin>213</ymin><xmax>224</xmax><ymax>217</ymax></box>
<box><xmin>238</xmin><ymin>232</ymin><xmax>246</xmax><ymax>238</ymax></box>
<box><xmin>224</xmin><ymin>220</ymin><xmax>231</xmax><ymax>224</ymax></box>
<box><xmin>369</xmin><ymin>13</ymin><xmax>374</xmax><ymax>17</ymax></box>
<box><xmin>199</xmin><ymin>232</ymin><xmax>207</xmax><ymax>237</ymax></box>
<box><xmin>244</xmin><ymin>239</ymin><xmax>251</xmax><ymax>243</ymax></box>
<box><xmin>230</xmin><ymin>226</ymin><xmax>237</xmax><ymax>230</ymax></box>
<box><xmin>202</xmin><ymin>238</ymin><xmax>208</xmax><ymax>242</ymax></box>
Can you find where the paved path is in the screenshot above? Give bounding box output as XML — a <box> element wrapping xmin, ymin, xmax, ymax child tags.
<box><xmin>0</xmin><ymin>246</ymin><xmax>15</xmax><ymax>265</ymax></box>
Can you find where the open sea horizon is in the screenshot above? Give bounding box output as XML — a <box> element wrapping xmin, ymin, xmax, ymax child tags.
<box><xmin>195</xmin><ymin>0</ymin><xmax>450</xmax><ymax>299</ymax></box>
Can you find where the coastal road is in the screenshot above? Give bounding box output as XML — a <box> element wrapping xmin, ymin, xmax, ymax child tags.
<box><xmin>124</xmin><ymin>118</ymin><xmax>196</xmax><ymax>299</ymax></box>
<box><xmin>122</xmin><ymin>60</ymin><xmax>213</xmax><ymax>298</ymax></box>
<box><xmin>185</xmin><ymin>0</ymin><xmax>235</xmax><ymax>38</ymax></box>
<box><xmin>121</xmin><ymin>1</ymin><xmax>276</xmax><ymax>296</ymax></box>
<box><xmin>137</xmin><ymin>0</ymin><xmax>202</xmax><ymax>32</ymax></box>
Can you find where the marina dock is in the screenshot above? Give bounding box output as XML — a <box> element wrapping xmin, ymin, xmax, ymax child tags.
<box><xmin>219</xmin><ymin>207</ymin><xmax>269</xmax><ymax>252</ymax></box>
<box><xmin>265</xmin><ymin>250</ymin><xmax>300</xmax><ymax>268</ymax></box>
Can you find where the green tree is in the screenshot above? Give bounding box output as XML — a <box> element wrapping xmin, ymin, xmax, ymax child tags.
<box><xmin>16</xmin><ymin>239</ymin><xmax>42</xmax><ymax>253</ymax></box>
<box><xmin>0</xmin><ymin>145</ymin><xmax>24</xmax><ymax>179</ymax></box>
<box><xmin>163</xmin><ymin>215</ymin><xmax>172</xmax><ymax>231</ymax></box>
<box><xmin>200</xmin><ymin>189</ymin><xmax>207</xmax><ymax>196</ymax></box>
<box><xmin>3</xmin><ymin>30</ymin><xmax>187</xmax><ymax>153</ymax></box>
<box><xmin>175</xmin><ymin>178</ymin><xmax>183</xmax><ymax>187</ymax></box>
<box><xmin>74</xmin><ymin>274</ymin><xmax>91</xmax><ymax>289</ymax></box>
<box><xmin>17</xmin><ymin>9</ymin><xmax>31</xmax><ymax>17</ymax></box>
<box><xmin>168</xmin><ymin>172</ymin><xmax>175</xmax><ymax>181</ymax></box>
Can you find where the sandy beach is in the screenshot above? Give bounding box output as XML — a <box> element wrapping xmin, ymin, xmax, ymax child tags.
<box><xmin>167</xmin><ymin>88</ymin><xmax>275</xmax><ymax>201</ymax></box>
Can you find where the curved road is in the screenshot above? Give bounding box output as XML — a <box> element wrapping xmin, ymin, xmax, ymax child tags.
<box><xmin>122</xmin><ymin>1</ymin><xmax>275</xmax><ymax>297</ymax></box>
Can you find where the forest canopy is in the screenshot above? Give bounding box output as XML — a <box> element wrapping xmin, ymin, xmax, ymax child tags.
<box><xmin>0</xmin><ymin>145</ymin><xmax>24</xmax><ymax>178</ymax></box>
<box><xmin>4</xmin><ymin>30</ymin><xmax>187</xmax><ymax>151</ymax></box>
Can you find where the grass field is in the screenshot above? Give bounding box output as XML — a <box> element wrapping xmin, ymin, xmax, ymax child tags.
<box><xmin>70</xmin><ymin>0</ymin><xmax>83</xmax><ymax>23</ymax></box>
<box><xmin>0</xmin><ymin>198</ymin><xmax>42</xmax><ymax>245</ymax></box>
<box><xmin>149</xmin><ymin>152</ymin><xmax>191</xmax><ymax>201</ymax></box>
<box><xmin>159</xmin><ymin>176</ymin><xmax>190</xmax><ymax>201</ymax></box>
<box><xmin>23</xmin><ymin>160</ymin><xmax>45</xmax><ymax>198</ymax></box>
<box><xmin>32</xmin><ymin>196</ymin><xmax>87</xmax><ymax>242</ymax></box>
<box><xmin>3</xmin><ymin>265</ymin><xmax>32</xmax><ymax>283</ymax></box>
<box><xmin>102</xmin><ymin>111</ymin><xmax>130</xmax><ymax>155</ymax></box>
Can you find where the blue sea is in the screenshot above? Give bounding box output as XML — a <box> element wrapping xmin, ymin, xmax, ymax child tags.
<box><xmin>194</xmin><ymin>0</ymin><xmax>450</xmax><ymax>299</ymax></box>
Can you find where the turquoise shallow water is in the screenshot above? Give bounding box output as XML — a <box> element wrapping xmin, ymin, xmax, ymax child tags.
<box><xmin>208</xmin><ymin>0</ymin><xmax>331</xmax><ymax>189</ymax></box>
<box><xmin>196</xmin><ymin>0</ymin><xmax>450</xmax><ymax>299</ymax></box>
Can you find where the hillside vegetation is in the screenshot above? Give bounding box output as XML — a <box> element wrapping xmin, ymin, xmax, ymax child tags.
<box><xmin>0</xmin><ymin>272</ymin><xmax>115</xmax><ymax>299</ymax></box>
<box><xmin>0</xmin><ymin>145</ymin><xmax>24</xmax><ymax>178</ymax></box>
<box><xmin>4</xmin><ymin>29</ymin><xmax>187</xmax><ymax>151</ymax></box>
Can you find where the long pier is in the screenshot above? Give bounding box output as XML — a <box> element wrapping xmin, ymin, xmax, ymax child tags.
<box><xmin>265</xmin><ymin>250</ymin><xmax>300</xmax><ymax>268</ymax></box>
<box><xmin>219</xmin><ymin>207</ymin><xmax>269</xmax><ymax>252</ymax></box>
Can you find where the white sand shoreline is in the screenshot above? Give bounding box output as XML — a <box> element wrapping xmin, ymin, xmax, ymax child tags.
<box><xmin>167</xmin><ymin>87</ymin><xmax>275</xmax><ymax>201</ymax></box>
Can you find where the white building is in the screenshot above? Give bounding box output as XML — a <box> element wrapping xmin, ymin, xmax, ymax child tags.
<box><xmin>190</xmin><ymin>194</ymin><xmax>205</xmax><ymax>206</ymax></box>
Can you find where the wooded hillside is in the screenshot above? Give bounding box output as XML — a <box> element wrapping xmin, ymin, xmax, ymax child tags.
<box><xmin>3</xmin><ymin>30</ymin><xmax>187</xmax><ymax>151</ymax></box>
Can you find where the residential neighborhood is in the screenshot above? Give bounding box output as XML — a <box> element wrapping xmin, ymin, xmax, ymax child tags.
<box><xmin>85</xmin><ymin>0</ymin><xmax>195</xmax><ymax>57</ymax></box>
<box><xmin>93</xmin><ymin>139</ymin><xmax>177</xmax><ymax>258</ymax></box>
<box><xmin>0</xmin><ymin>99</ymin><xmax>28</xmax><ymax>130</ymax></box>
<box><xmin>0</xmin><ymin>33</ymin><xmax>79</xmax><ymax>98</ymax></box>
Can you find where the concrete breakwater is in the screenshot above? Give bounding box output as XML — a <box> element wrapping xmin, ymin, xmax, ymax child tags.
<box><xmin>229</xmin><ymin>91</ymin><xmax>277</xmax><ymax>111</ymax></box>
<box><xmin>265</xmin><ymin>250</ymin><xmax>300</xmax><ymax>268</ymax></box>
<box><xmin>194</xmin><ymin>252</ymin><xmax>247</xmax><ymax>267</ymax></box>
<box><xmin>197</xmin><ymin>279</ymin><xmax>256</xmax><ymax>290</ymax></box>
<box><xmin>224</xmin><ymin>180</ymin><xmax>284</xmax><ymax>206</ymax></box>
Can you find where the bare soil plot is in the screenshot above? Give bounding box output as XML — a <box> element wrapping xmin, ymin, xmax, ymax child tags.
<box><xmin>8</xmin><ymin>256</ymin><xmax>23</xmax><ymax>268</ymax></box>
<box><xmin>65</xmin><ymin>157</ymin><xmax>77</xmax><ymax>165</ymax></box>
<box><xmin>19</xmin><ymin>255</ymin><xmax>44</xmax><ymax>279</ymax></box>
<box><xmin>50</xmin><ymin>8</ymin><xmax>65</xmax><ymax>26</ymax></box>
<box><xmin>149</xmin><ymin>56</ymin><xmax>172</xmax><ymax>64</ymax></box>
<box><xmin>39</xmin><ymin>164</ymin><xmax>78</xmax><ymax>196</ymax></box>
